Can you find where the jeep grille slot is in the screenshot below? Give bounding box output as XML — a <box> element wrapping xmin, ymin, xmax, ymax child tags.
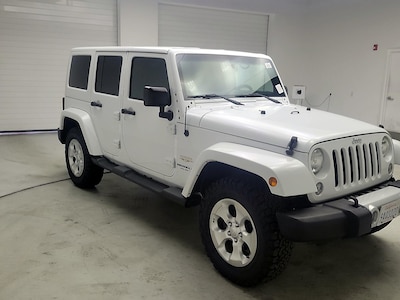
<box><xmin>332</xmin><ymin>142</ymin><xmax>381</xmax><ymax>187</ymax></box>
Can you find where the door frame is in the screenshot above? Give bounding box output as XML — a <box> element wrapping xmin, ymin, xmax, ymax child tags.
<box><xmin>90</xmin><ymin>51</ymin><xmax>126</xmax><ymax>157</ymax></box>
<box><xmin>121</xmin><ymin>52</ymin><xmax>177</xmax><ymax>178</ymax></box>
<box><xmin>379</xmin><ymin>48</ymin><xmax>400</xmax><ymax>137</ymax></box>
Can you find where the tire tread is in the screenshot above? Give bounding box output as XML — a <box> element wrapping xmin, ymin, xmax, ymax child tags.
<box><xmin>65</xmin><ymin>128</ymin><xmax>103</xmax><ymax>188</ymax></box>
<box><xmin>199</xmin><ymin>176</ymin><xmax>293</xmax><ymax>286</ymax></box>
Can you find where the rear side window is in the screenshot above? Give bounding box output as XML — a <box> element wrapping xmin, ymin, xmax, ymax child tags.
<box><xmin>69</xmin><ymin>55</ymin><xmax>91</xmax><ymax>90</ymax></box>
<box><xmin>95</xmin><ymin>56</ymin><xmax>123</xmax><ymax>96</ymax></box>
<box><xmin>130</xmin><ymin>57</ymin><xmax>169</xmax><ymax>100</ymax></box>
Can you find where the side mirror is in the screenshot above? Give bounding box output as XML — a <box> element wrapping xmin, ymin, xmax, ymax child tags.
<box><xmin>143</xmin><ymin>86</ymin><xmax>173</xmax><ymax>121</ymax></box>
<box><xmin>144</xmin><ymin>86</ymin><xmax>170</xmax><ymax>107</ymax></box>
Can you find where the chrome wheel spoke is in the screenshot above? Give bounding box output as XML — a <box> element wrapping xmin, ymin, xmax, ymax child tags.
<box><xmin>241</xmin><ymin>230</ymin><xmax>257</xmax><ymax>252</ymax></box>
<box><xmin>211</xmin><ymin>225</ymin><xmax>229</xmax><ymax>246</ymax></box>
<box><xmin>229</xmin><ymin>241</ymin><xmax>244</xmax><ymax>264</ymax></box>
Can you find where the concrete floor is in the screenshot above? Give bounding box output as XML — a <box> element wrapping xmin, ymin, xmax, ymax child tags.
<box><xmin>1</xmin><ymin>133</ymin><xmax>400</xmax><ymax>300</ymax></box>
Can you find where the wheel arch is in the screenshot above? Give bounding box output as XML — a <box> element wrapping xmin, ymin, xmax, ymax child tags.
<box><xmin>59</xmin><ymin>108</ymin><xmax>102</xmax><ymax>156</ymax></box>
<box><xmin>191</xmin><ymin>162</ymin><xmax>266</xmax><ymax>196</ymax></box>
<box><xmin>182</xmin><ymin>142</ymin><xmax>316</xmax><ymax>198</ymax></box>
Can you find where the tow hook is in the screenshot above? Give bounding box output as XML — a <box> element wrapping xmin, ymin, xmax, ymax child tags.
<box><xmin>348</xmin><ymin>196</ymin><xmax>360</xmax><ymax>208</ymax></box>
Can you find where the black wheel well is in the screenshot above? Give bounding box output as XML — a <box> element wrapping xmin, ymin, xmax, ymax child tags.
<box><xmin>59</xmin><ymin>118</ymin><xmax>80</xmax><ymax>143</ymax></box>
<box><xmin>191</xmin><ymin>162</ymin><xmax>310</xmax><ymax>210</ymax></box>
<box><xmin>192</xmin><ymin>162</ymin><xmax>267</xmax><ymax>196</ymax></box>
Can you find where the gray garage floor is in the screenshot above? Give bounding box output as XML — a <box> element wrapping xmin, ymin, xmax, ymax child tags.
<box><xmin>1</xmin><ymin>133</ymin><xmax>400</xmax><ymax>300</ymax></box>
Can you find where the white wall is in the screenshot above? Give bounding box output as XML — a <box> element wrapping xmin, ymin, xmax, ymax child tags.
<box><xmin>268</xmin><ymin>0</ymin><xmax>400</xmax><ymax>125</ymax></box>
<box><xmin>119</xmin><ymin>0</ymin><xmax>400</xmax><ymax>125</ymax></box>
<box><xmin>118</xmin><ymin>0</ymin><xmax>158</xmax><ymax>46</ymax></box>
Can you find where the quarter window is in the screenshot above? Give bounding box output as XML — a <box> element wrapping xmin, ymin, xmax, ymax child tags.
<box><xmin>95</xmin><ymin>56</ymin><xmax>122</xmax><ymax>96</ymax></box>
<box><xmin>130</xmin><ymin>57</ymin><xmax>169</xmax><ymax>100</ymax></box>
<box><xmin>69</xmin><ymin>55</ymin><xmax>91</xmax><ymax>90</ymax></box>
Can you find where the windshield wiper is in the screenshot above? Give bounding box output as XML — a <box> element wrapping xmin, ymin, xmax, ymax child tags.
<box><xmin>235</xmin><ymin>92</ymin><xmax>282</xmax><ymax>104</ymax></box>
<box><xmin>188</xmin><ymin>94</ymin><xmax>243</xmax><ymax>105</ymax></box>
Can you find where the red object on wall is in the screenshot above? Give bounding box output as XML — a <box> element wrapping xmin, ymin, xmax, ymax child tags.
<box><xmin>373</xmin><ymin>44</ymin><xmax>378</xmax><ymax>51</ymax></box>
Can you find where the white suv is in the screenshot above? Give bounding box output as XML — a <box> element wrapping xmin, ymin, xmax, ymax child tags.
<box><xmin>58</xmin><ymin>47</ymin><xmax>400</xmax><ymax>286</ymax></box>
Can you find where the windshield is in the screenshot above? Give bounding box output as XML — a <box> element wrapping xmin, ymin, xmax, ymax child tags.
<box><xmin>177</xmin><ymin>54</ymin><xmax>285</xmax><ymax>99</ymax></box>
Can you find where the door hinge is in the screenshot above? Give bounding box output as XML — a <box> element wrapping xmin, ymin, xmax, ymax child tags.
<box><xmin>168</xmin><ymin>124</ymin><xmax>177</xmax><ymax>135</ymax></box>
<box><xmin>113</xmin><ymin>111</ymin><xmax>121</xmax><ymax>121</ymax></box>
<box><xmin>113</xmin><ymin>139</ymin><xmax>121</xmax><ymax>149</ymax></box>
<box><xmin>165</xmin><ymin>157</ymin><xmax>176</xmax><ymax>168</ymax></box>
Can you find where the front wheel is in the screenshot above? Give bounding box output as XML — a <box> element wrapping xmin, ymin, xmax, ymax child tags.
<box><xmin>65</xmin><ymin>128</ymin><xmax>103</xmax><ymax>188</ymax></box>
<box><xmin>199</xmin><ymin>176</ymin><xmax>293</xmax><ymax>286</ymax></box>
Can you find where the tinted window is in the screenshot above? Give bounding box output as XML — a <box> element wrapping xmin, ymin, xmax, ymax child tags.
<box><xmin>130</xmin><ymin>57</ymin><xmax>169</xmax><ymax>100</ymax></box>
<box><xmin>69</xmin><ymin>55</ymin><xmax>91</xmax><ymax>90</ymax></box>
<box><xmin>95</xmin><ymin>56</ymin><xmax>122</xmax><ymax>96</ymax></box>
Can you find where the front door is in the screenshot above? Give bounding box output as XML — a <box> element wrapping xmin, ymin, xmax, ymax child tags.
<box><xmin>121</xmin><ymin>53</ymin><xmax>176</xmax><ymax>177</ymax></box>
<box><xmin>90</xmin><ymin>52</ymin><xmax>125</xmax><ymax>157</ymax></box>
<box><xmin>381</xmin><ymin>50</ymin><xmax>400</xmax><ymax>135</ymax></box>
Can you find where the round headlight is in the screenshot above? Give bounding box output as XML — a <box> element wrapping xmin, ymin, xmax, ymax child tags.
<box><xmin>311</xmin><ymin>148</ymin><xmax>324</xmax><ymax>174</ymax></box>
<box><xmin>382</xmin><ymin>136</ymin><xmax>393</xmax><ymax>161</ymax></box>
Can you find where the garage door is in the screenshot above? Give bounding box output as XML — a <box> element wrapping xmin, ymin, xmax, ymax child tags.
<box><xmin>0</xmin><ymin>0</ymin><xmax>117</xmax><ymax>132</ymax></box>
<box><xmin>158</xmin><ymin>3</ymin><xmax>269</xmax><ymax>54</ymax></box>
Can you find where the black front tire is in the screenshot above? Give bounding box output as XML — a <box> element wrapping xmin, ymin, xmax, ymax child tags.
<box><xmin>199</xmin><ymin>176</ymin><xmax>293</xmax><ymax>287</ymax></box>
<box><xmin>65</xmin><ymin>128</ymin><xmax>103</xmax><ymax>188</ymax></box>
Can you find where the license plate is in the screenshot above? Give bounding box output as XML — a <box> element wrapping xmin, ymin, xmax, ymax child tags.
<box><xmin>377</xmin><ymin>201</ymin><xmax>400</xmax><ymax>226</ymax></box>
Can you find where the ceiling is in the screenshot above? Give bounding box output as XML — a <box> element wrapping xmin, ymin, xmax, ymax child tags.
<box><xmin>169</xmin><ymin>0</ymin><xmax>365</xmax><ymax>14</ymax></box>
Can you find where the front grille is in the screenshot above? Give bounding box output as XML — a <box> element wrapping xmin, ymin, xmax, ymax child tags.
<box><xmin>332</xmin><ymin>142</ymin><xmax>381</xmax><ymax>187</ymax></box>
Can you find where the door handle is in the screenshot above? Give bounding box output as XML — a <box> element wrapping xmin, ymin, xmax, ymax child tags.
<box><xmin>387</xmin><ymin>96</ymin><xmax>394</xmax><ymax>101</ymax></box>
<box><xmin>90</xmin><ymin>101</ymin><xmax>103</xmax><ymax>107</ymax></box>
<box><xmin>121</xmin><ymin>108</ymin><xmax>136</xmax><ymax>115</ymax></box>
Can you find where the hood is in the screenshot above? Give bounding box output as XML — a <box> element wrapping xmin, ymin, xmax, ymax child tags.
<box><xmin>186</xmin><ymin>102</ymin><xmax>385</xmax><ymax>153</ymax></box>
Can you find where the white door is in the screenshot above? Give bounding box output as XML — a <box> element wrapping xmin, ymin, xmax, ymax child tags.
<box><xmin>121</xmin><ymin>54</ymin><xmax>176</xmax><ymax>177</ymax></box>
<box><xmin>90</xmin><ymin>53</ymin><xmax>124</xmax><ymax>157</ymax></box>
<box><xmin>381</xmin><ymin>50</ymin><xmax>400</xmax><ymax>133</ymax></box>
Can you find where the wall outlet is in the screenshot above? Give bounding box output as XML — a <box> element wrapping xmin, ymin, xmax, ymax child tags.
<box><xmin>292</xmin><ymin>85</ymin><xmax>306</xmax><ymax>100</ymax></box>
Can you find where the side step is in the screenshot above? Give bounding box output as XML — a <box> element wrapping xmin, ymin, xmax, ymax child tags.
<box><xmin>92</xmin><ymin>157</ymin><xmax>200</xmax><ymax>207</ymax></box>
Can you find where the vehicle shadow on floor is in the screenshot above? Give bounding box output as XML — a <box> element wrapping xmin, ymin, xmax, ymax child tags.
<box><xmin>80</xmin><ymin>173</ymin><xmax>400</xmax><ymax>299</ymax></box>
<box><xmin>248</xmin><ymin>234</ymin><xmax>398</xmax><ymax>299</ymax></box>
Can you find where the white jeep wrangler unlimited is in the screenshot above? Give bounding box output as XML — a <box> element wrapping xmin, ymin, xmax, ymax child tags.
<box><xmin>58</xmin><ymin>47</ymin><xmax>400</xmax><ymax>286</ymax></box>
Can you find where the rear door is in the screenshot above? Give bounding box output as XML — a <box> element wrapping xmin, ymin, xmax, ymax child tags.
<box><xmin>90</xmin><ymin>52</ymin><xmax>125</xmax><ymax>158</ymax></box>
<box><xmin>121</xmin><ymin>53</ymin><xmax>176</xmax><ymax>177</ymax></box>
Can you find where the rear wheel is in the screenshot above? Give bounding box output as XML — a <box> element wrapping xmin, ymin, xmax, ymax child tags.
<box><xmin>65</xmin><ymin>128</ymin><xmax>103</xmax><ymax>188</ymax></box>
<box><xmin>199</xmin><ymin>176</ymin><xmax>293</xmax><ymax>286</ymax></box>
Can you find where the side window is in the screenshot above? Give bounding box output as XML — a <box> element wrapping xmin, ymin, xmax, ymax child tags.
<box><xmin>95</xmin><ymin>56</ymin><xmax>122</xmax><ymax>96</ymax></box>
<box><xmin>69</xmin><ymin>55</ymin><xmax>91</xmax><ymax>90</ymax></box>
<box><xmin>130</xmin><ymin>57</ymin><xmax>169</xmax><ymax>100</ymax></box>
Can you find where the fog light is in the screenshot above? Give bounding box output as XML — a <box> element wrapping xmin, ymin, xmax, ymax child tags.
<box><xmin>316</xmin><ymin>182</ymin><xmax>323</xmax><ymax>195</ymax></box>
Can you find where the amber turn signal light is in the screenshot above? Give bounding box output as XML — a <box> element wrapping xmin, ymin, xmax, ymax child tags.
<box><xmin>269</xmin><ymin>177</ymin><xmax>278</xmax><ymax>187</ymax></box>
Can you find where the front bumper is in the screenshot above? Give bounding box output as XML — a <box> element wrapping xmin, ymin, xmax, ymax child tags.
<box><xmin>276</xmin><ymin>180</ymin><xmax>400</xmax><ymax>242</ymax></box>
